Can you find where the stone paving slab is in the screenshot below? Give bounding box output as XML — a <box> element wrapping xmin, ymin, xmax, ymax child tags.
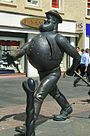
<box><xmin>0</xmin><ymin>76</ymin><xmax>90</xmax><ymax>136</ymax></box>
<box><xmin>0</xmin><ymin>117</ymin><xmax>90</xmax><ymax>136</ymax></box>
<box><xmin>36</xmin><ymin>116</ymin><xmax>90</xmax><ymax>136</ymax></box>
<box><xmin>0</xmin><ymin>96</ymin><xmax>90</xmax><ymax>136</ymax></box>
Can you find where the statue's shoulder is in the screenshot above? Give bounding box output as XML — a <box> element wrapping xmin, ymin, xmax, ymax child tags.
<box><xmin>55</xmin><ymin>33</ymin><xmax>65</xmax><ymax>41</ymax></box>
<box><xmin>55</xmin><ymin>33</ymin><xmax>70</xmax><ymax>46</ymax></box>
<box><xmin>31</xmin><ymin>34</ymin><xmax>41</xmax><ymax>41</ymax></box>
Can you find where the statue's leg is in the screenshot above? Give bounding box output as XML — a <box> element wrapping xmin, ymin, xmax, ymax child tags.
<box><xmin>16</xmin><ymin>67</ymin><xmax>60</xmax><ymax>134</ymax></box>
<box><xmin>49</xmin><ymin>85</ymin><xmax>73</xmax><ymax>121</ymax></box>
<box><xmin>35</xmin><ymin>67</ymin><xmax>60</xmax><ymax>120</ymax></box>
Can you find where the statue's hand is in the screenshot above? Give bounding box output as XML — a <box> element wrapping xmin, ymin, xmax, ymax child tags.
<box><xmin>66</xmin><ymin>68</ymin><xmax>74</xmax><ymax>76</ymax></box>
<box><xmin>2</xmin><ymin>53</ymin><xmax>14</xmax><ymax>66</ymax></box>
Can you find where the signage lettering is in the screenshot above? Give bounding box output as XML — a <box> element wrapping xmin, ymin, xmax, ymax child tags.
<box><xmin>76</xmin><ymin>22</ymin><xmax>83</xmax><ymax>33</ymax></box>
<box><xmin>21</xmin><ymin>18</ymin><xmax>44</xmax><ymax>29</ymax></box>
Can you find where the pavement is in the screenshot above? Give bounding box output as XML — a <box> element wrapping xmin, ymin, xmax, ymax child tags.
<box><xmin>0</xmin><ymin>74</ymin><xmax>90</xmax><ymax>136</ymax></box>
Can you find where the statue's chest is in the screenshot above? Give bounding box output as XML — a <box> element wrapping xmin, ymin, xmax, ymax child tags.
<box><xmin>27</xmin><ymin>35</ymin><xmax>51</xmax><ymax>57</ymax></box>
<box><xmin>27</xmin><ymin>34</ymin><xmax>61</xmax><ymax>60</ymax></box>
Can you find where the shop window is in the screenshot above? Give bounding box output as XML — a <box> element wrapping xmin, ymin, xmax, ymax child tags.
<box><xmin>0</xmin><ymin>40</ymin><xmax>20</xmax><ymax>73</ymax></box>
<box><xmin>87</xmin><ymin>0</ymin><xmax>90</xmax><ymax>16</ymax></box>
<box><xmin>0</xmin><ymin>40</ymin><xmax>20</xmax><ymax>58</ymax></box>
<box><xmin>27</xmin><ymin>0</ymin><xmax>39</xmax><ymax>6</ymax></box>
<box><xmin>51</xmin><ymin>0</ymin><xmax>62</xmax><ymax>10</ymax></box>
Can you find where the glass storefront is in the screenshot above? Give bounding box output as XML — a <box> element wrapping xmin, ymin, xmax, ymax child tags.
<box><xmin>0</xmin><ymin>36</ymin><xmax>26</xmax><ymax>74</ymax></box>
<box><xmin>0</xmin><ymin>40</ymin><xmax>20</xmax><ymax>74</ymax></box>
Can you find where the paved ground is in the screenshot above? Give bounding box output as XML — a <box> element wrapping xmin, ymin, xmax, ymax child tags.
<box><xmin>0</xmin><ymin>74</ymin><xmax>90</xmax><ymax>136</ymax></box>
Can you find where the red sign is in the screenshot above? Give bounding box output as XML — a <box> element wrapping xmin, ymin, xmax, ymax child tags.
<box><xmin>0</xmin><ymin>40</ymin><xmax>20</xmax><ymax>46</ymax></box>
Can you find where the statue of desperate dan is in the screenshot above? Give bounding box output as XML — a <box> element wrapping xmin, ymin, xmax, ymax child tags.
<box><xmin>7</xmin><ymin>10</ymin><xmax>81</xmax><ymax>122</ymax></box>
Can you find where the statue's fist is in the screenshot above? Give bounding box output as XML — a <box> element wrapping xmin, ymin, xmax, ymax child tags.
<box><xmin>3</xmin><ymin>53</ymin><xmax>14</xmax><ymax>66</ymax></box>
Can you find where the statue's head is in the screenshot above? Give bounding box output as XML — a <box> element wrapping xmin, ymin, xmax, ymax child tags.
<box><xmin>39</xmin><ymin>10</ymin><xmax>62</xmax><ymax>32</ymax></box>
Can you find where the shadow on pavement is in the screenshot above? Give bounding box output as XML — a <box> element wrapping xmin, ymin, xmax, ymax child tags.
<box><xmin>0</xmin><ymin>111</ymin><xmax>52</xmax><ymax>136</ymax></box>
<box><xmin>80</xmin><ymin>99</ymin><xmax>90</xmax><ymax>103</ymax></box>
<box><xmin>0</xmin><ymin>111</ymin><xmax>52</xmax><ymax>125</ymax></box>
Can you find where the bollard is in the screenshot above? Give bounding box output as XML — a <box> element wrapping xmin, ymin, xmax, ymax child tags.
<box><xmin>22</xmin><ymin>78</ymin><xmax>35</xmax><ymax>136</ymax></box>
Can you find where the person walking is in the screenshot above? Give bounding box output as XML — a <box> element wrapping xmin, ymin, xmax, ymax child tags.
<box><xmin>73</xmin><ymin>48</ymin><xmax>89</xmax><ymax>87</ymax></box>
<box><xmin>74</xmin><ymin>47</ymin><xmax>82</xmax><ymax>76</ymax></box>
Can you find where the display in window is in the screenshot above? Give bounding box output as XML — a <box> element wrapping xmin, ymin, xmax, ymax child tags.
<box><xmin>0</xmin><ymin>40</ymin><xmax>21</xmax><ymax>74</ymax></box>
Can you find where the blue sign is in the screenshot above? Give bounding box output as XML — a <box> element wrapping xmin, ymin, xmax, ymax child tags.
<box><xmin>86</xmin><ymin>24</ymin><xmax>90</xmax><ymax>36</ymax></box>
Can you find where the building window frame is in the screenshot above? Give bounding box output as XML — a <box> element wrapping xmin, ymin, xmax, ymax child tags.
<box><xmin>86</xmin><ymin>0</ymin><xmax>90</xmax><ymax>17</ymax></box>
<box><xmin>0</xmin><ymin>0</ymin><xmax>16</xmax><ymax>6</ymax></box>
<box><xmin>25</xmin><ymin>0</ymin><xmax>42</xmax><ymax>10</ymax></box>
<box><xmin>0</xmin><ymin>0</ymin><xmax>15</xmax><ymax>3</ymax></box>
<box><xmin>51</xmin><ymin>0</ymin><xmax>64</xmax><ymax>12</ymax></box>
<box><xmin>27</xmin><ymin>0</ymin><xmax>39</xmax><ymax>6</ymax></box>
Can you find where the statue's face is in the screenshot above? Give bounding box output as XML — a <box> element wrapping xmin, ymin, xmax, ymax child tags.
<box><xmin>39</xmin><ymin>15</ymin><xmax>56</xmax><ymax>32</ymax></box>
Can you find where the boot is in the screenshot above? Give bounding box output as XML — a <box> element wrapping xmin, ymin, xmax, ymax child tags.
<box><xmin>53</xmin><ymin>105</ymin><xmax>73</xmax><ymax>121</ymax></box>
<box><xmin>49</xmin><ymin>86</ymin><xmax>73</xmax><ymax>121</ymax></box>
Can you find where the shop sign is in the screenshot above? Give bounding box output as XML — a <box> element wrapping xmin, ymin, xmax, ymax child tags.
<box><xmin>76</xmin><ymin>22</ymin><xmax>83</xmax><ymax>33</ymax></box>
<box><xmin>86</xmin><ymin>24</ymin><xmax>90</xmax><ymax>36</ymax></box>
<box><xmin>20</xmin><ymin>17</ymin><xmax>44</xmax><ymax>29</ymax></box>
<box><xmin>0</xmin><ymin>40</ymin><xmax>20</xmax><ymax>46</ymax></box>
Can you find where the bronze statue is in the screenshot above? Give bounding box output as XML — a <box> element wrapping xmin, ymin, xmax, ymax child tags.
<box><xmin>6</xmin><ymin>10</ymin><xmax>81</xmax><ymax>135</ymax></box>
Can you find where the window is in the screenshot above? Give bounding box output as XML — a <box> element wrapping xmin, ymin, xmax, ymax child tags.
<box><xmin>87</xmin><ymin>0</ymin><xmax>90</xmax><ymax>16</ymax></box>
<box><xmin>27</xmin><ymin>0</ymin><xmax>39</xmax><ymax>6</ymax></box>
<box><xmin>51</xmin><ymin>0</ymin><xmax>63</xmax><ymax>11</ymax></box>
<box><xmin>0</xmin><ymin>0</ymin><xmax>14</xmax><ymax>3</ymax></box>
<box><xmin>52</xmin><ymin>0</ymin><xmax>59</xmax><ymax>8</ymax></box>
<box><xmin>0</xmin><ymin>40</ymin><xmax>20</xmax><ymax>72</ymax></box>
<box><xmin>25</xmin><ymin>0</ymin><xmax>41</xmax><ymax>10</ymax></box>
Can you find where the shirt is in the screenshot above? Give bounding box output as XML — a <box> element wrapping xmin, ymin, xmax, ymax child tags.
<box><xmin>80</xmin><ymin>53</ymin><xmax>89</xmax><ymax>66</ymax></box>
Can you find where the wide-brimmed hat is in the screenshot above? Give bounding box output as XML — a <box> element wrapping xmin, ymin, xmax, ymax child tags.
<box><xmin>45</xmin><ymin>10</ymin><xmax>62</xmax><ymax>23</ymax></box>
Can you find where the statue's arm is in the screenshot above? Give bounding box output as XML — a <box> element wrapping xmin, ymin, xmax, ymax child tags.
<box><xmin>5</xmin><ymin>42</ymin><xmax>30</xmax><ymax>66</ymax></box>
<box><xmin>55</xmin><ymin>34</ymin><xmax>81</xmax><ymax>76</ymax></box>
<box><xmin>12</xmin><ymin>42</ymin><xmax>29</xmax><ymax>60</ymax></box>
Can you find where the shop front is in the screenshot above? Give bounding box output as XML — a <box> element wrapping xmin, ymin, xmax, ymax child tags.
<box><xmin>0</xmin><ymin>11</ymin><xmax>83</xmax><ymax>77</ymax></box>
<box><xmin>0</xmin><ymin>11</ymin><xmax>39</xmax><ymax>76</ymax></box>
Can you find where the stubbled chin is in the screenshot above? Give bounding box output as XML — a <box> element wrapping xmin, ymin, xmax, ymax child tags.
<box><xmin>39</xmin><ymin>25</ymin><xmax>54</xmax><ymax>32</ymax></box>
